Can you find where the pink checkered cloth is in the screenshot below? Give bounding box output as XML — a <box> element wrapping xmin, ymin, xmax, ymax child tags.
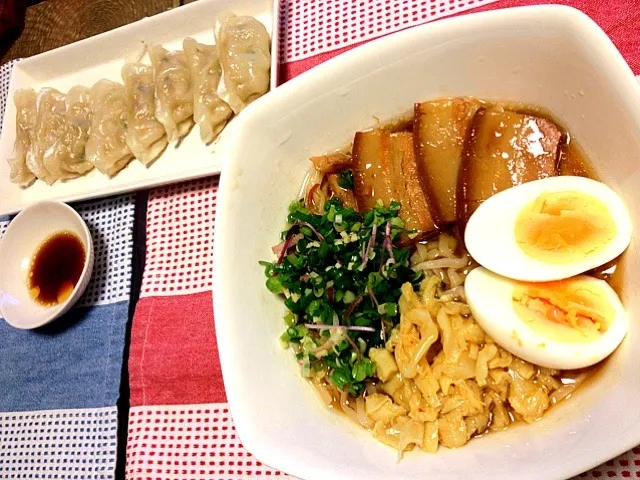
<box><xmin>125</xmin><ymin>1</ymin><xmax>640</xmax><ymax>478</ymax></box>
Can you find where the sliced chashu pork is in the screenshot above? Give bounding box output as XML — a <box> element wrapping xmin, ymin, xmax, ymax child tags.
<box><xmin>457</xmin><ymin>108</ymin><xmax>563</xmax><ymax>225</ymax></box>
<box><xmin>414</xmin><ymin>98</ymin><xmax>482</xmax><ymax>226</ymax></box>
<box><xmin>352</xmin><ymin>129</ymin><xmax>437</xmax><ymax>235</ymax></box>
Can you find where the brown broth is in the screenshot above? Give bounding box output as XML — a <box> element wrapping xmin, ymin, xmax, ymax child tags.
<box><xmin>558</xmin><ymin>141</ymin><xmax>599</xmax><ymax>178</ymax></box>
<box><xmin>557</xmin><ymin>136</ymin><xmax>627</xmax><ymax>299</ymax></box>
<box><xmin>28</xmin><ymin>231</ymin><xmax>86</xmax><ymax>306</ymax></box>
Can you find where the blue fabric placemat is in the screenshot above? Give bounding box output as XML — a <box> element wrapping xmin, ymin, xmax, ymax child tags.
<box><xmin>0</xmin><ymin>195</ymin><xmax>134</xmax><ymax>410</ymax></box>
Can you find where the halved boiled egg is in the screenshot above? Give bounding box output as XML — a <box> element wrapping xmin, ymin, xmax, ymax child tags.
<box><xmin>464</xmin><ymin>176</ymin><xmax>632</xmax><ymax>282</ymax></box>
<box><xmin>465</xmin><ymin>267</ymin><xmax>628</xmax><ymax>369</ymax></box>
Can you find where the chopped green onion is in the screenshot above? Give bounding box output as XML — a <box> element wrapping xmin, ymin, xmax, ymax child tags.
<box><xmin>284</xmin><ymin>311</ymin><xmax>296</xmax><ymax>326</ymax></box>
<box><xmin>337</xmin><ymin>170</ymin><xmax>354</xmax><ymax>189</ymax></box>
<box><xmin>261</xmin><ymin>198</ymin><xmax>420</xmax><ymax>396</ymax></box>
<box><xmin>377</xmin><ymin>302</ymin><xmax>398</xmax><ymax>316</ymax></box>
<box><xmin>266</xmin><ymin>276</ymin><xmax>282</xmax><ymax>294</ymax></box>
<box><xmin>330</xmin><ymin>368</ymin><xmax>350</xmax><ymax>389</ymax></box>
<box><xmin>327</xmin><ymin>205</ymin><xmax>337</xmax><ymax>222</ymax></box>
<box><xmin>343</xmin><ymin>290</ymin><xmax>356</xmax><ymax>304</ymax></box>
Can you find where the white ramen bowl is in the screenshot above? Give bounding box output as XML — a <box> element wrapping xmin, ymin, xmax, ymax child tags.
<box><xmin>0</xmin><ymin>201</ymin><xmax>94</xmax><ymax>329</ymax></box>
<box><xmin>214</xmin><ymin>6</ymin><xmax>640</xmax><ymax>480</ymax></box>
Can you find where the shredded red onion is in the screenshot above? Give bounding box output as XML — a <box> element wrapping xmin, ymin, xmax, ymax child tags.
<box><xmin>361</xmin><ymin>223</ymin><xmax>377</xmax><ymax>268</ymax></box>
<box><xmin>367</xmin><ymin>286</ymin><xmax>379</xmax><ymax>309</ymax></box>
<box><xmin>293</xmin><ymin>221</ymin><xmax>325</xmax><ymax>241</ymax></box>
<box><xmin>305</xmin><ymin>183</ymin><xmax>320</xmax><ymax>209</ymax></box>
<box><xmin>304</xmin><ymin>324</ymin><xmax>376</xmax><ymax>332</ymax></box>
<box><xmin>345</xmin><ymin>333</ymin><xmax>361</xmax><ymax>357</ymax></box>
<box><xmin>274</xmin><ymin>232</ymin><xmax>304</xmax><ymax>264</ymax></box>
<box><xmin>344</xmin><ymin>294</ymin><xmax>364</xmax><ymax>323</ymax></box>
<box><xmin>369</xmin><ymin>223</ymin><xmax>378</xmax><ymax>251</ymax></box>
<box><xmin>370</xmin><ymin>282</ymin><xmax>386</xmax><ymax>343</ymax></box>
<box><xmin>347</xmin><ymin>325</ymin><xmax>376</xmax><ymax>332</ymax></box>
<box><xmin>327</xmin><ymin>286</ymin><xmax>335</xmax><ymax>303</ymax></box>
<box><xmin>383</xmin><ymin>221</ymin><xmax>394</xmax><ymax>262</ymax></box>
<box><xmin>273</xmin><ymin>220</ymin><xmax>324</xmax><ymax>265</ymax></box>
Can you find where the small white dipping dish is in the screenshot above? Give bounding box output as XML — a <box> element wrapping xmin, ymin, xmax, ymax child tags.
<box><xmin>0</xmin><ymin>201</ymin><xmax>94</xmax><ymax>329</ymax></box>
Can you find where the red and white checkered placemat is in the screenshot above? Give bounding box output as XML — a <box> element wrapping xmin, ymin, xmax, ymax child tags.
<box><xmin>141</xmin><ymin>177</ymin><xmax>217</xmax><ymax>298</ymax></box>
<box><xmin>125</xmin><ymin>1</ymin><xmax>640</xmax><ymax>479</ymax></box>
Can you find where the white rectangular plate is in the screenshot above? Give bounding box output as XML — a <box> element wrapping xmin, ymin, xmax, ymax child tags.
<box><xmin>0</xmin><ymin>0</ymin><xmax>278</xmax><ymax>216</ymax></box>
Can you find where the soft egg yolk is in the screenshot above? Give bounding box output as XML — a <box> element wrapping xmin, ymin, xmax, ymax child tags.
<box><xmin>512</xmin><ymin>278</ymin><xmax>614</xmax><ymax>343</ymax></box>
<box><xmin>515</xmin><ymin>191</ymin><xmax>616</xmax><ymax>263</ymax></box>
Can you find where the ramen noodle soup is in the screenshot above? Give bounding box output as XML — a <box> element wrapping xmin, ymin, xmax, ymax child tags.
<box><xmin>261</xmin><ymin>97</ymin><xmax>630</xmax><ymax>456</ymax></box>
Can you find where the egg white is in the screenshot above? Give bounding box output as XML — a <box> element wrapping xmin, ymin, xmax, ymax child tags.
<box><xmin>465</xmin><ymin>267</ymin><xmax>628</xmax><ymax>370</ymax></box>
<box><xmin>464</xmin><ymin>176</ymin><xmax>632</xmax><ymax>282</ymax></box>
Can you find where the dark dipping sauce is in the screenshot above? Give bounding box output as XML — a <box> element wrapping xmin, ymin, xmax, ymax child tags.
<box><xmin>28</xmin><ymin>231</ymin><xmax>86</xmax><ymax>306</ymax></box>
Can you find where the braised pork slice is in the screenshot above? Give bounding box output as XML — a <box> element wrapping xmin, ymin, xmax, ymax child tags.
<box><xmin>388</xmin><ymin>132</ymin><xmax>437</xmax><ymax>233</ymax></box>
<box><xmin>352</xmin><ymin>130</ymin><xmax>394</xmax><ymax>211</ymax></box>
<box><xmin>414</xmin><ymin>98</ymin><xmax>482</xmax><ymax>226</ymax></box>
<box><xmin>457</xmin><ymin>108</ymin><xmax>562</xmax><ymax>224</ymax></box>
<box><xmin>353</xmin><ymin>130</ymin><xmax>437</xmax><ymax>235</ymax></box>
